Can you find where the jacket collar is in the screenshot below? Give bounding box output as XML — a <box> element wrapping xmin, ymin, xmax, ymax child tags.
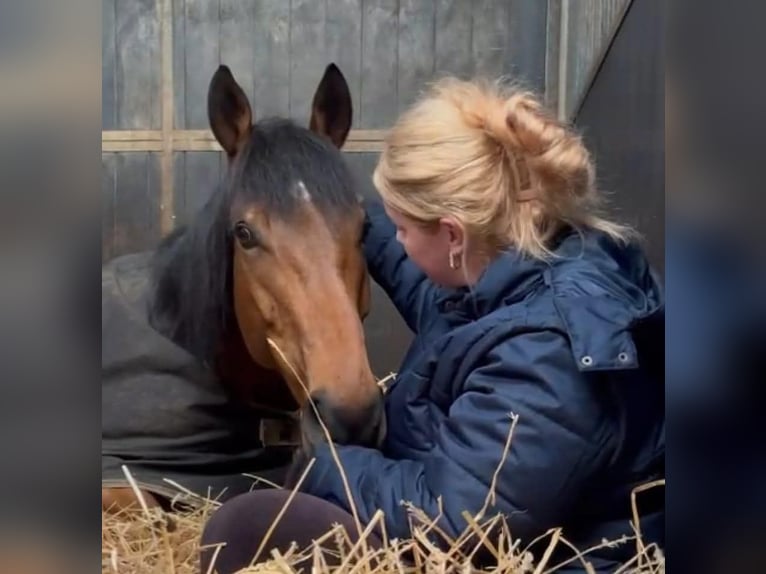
<box><xmin>435</xmin><ymin>227</ymin><xmax>663</xmax><ymax>324</ymax></box>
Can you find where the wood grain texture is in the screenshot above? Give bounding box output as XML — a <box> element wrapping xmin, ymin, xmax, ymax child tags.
<box><xmin>113</xmin><ymin>153</ymin><xmax>162</xmax><ymax>256</ymax></box>
<box><xmin>101</xmin><ymin>129</ymin><xmax>387</xmax><ymax>153</ymax></box>
<box><xmin>172</xmin><ymin>0</ymin><xmax>187</xmax><ymax>128</ymax></box>
<box><xmin>289</xmin><ymin>0</ymin><xmax>327</xmax><ymax>126</ymax></box>
<box><xmin>171</xmin><ymin>151</ymin><xmax>187</xmax><ymax>227</ymax></box>
<box><xmin>360</xmin><ymin>0</ymin><xmax>399</xmax><ymax>129</ymax></box>
<box><xmin>180</xmin><ymin>151</ymin><xmax>222</xmax><ymax>226</ymax></box>
<box><xmin>397</xmin><ymin>0</ymin><xmax>436</xmax><ymax>112</ymax></box>
<box><xmin>325</xmin><ymin>0</ymin><xmax>363</xmax><ymax>124</ymax></box>
<box><xmin>434</xmin><ymin>0</ymin><xmax>473</xmax><ymax>79</ymax></box>
<box><xmin>115</xmin><ymin>0</ymin><xmax>161</xmax><ymax>129</ymax></box>
<box><xmin>101</xmin><ymin>153</ymin><xmax>117</xmax><ymax>261</ymax></box>
<box><xmin>574</xmin><ymin>0</ymin><xmax>664</xmax><ymax>271</ymax></box>
<box><xmin>252</xmin><ymin>0</ymin><xmax>290</xmax><ymax>120</ymax></box>
<box><xmin>102</xmin><ymin>0</ymin><xmax>117</xmax><ymax>129</ymax></box>
<box><xmin>544</xmin><ymin>0</ymin><xmax>562</xmax><ymax>110</ymax></box>
<box><xmin>564</xmin><ymin>0</ymin><xmax>631</xmax><ymax>119</ymax></box>
<box><xmin>472</xmin><ymin>0</ymin><xmax>510</xmax><ymax>79</ymax></box>
<box><xmin>220</xmin><ymin>0</ymin><xmax>255</xmax><ymax>113</ymax></box>
<box><xmin>160</xmin><ymin>0</ymin><xmax>175</xmax><ymax>234</ymax></box>
<box><xmin>183</xmin><ymin>0</ymin><xmax>220</xmax><ymax>128</ymax></box>
<box><xmin>505</xmin><ymin>0</ymin><xmax>548</xmax><ymax>94</ymax></box>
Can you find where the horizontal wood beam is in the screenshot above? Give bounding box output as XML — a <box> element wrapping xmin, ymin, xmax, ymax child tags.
<box><xmin>102</xmin><ymin>129</ymin><xmax>387</xmax><ymax>153</ymax></box>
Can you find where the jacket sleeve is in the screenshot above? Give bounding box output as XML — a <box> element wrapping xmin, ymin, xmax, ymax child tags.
<box><xmin>362</xmin><ymin>200</ymin><xmax>436</xmax><ymax>332</ymax></box>
<box><xmin>298</xmin><ymin>330</ymin><xmax>610</xmax><ymax>543</ymax></box>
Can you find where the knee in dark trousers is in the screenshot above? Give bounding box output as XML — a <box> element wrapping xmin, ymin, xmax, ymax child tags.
<box><xmin>200</xmin><ymin>489</ymin><xmax>383</xmax><ymax>574</ymax></box>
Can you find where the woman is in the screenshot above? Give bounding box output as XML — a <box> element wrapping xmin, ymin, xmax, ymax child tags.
<box><xmin>200</xmin><ymin>78</ymin><xmax>665</xmax><ymax>573</ymax></box>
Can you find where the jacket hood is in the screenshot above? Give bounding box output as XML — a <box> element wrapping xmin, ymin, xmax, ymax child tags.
<box><xmin>436</xmin><ymin>227</ymin><xmax>664</xmax><ymax>371</ymax></box>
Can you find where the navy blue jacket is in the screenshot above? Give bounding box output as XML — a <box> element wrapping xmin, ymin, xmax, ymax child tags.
<box><xmin>301</xmin><ymin>202</ymin><xmax>665</xmax><ymax>571</ymax></box>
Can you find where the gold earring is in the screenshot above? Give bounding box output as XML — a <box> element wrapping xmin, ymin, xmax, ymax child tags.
<box><xmin>449</xmin><ymin>252</ymin><xmax>460</xmax><ymax>270</ymax></box>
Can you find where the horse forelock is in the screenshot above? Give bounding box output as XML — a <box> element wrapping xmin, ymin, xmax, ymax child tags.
<box><xmin>232</xmin><ymin>118</ymin><xmax>359</xmax><ymax>220</ymax></box>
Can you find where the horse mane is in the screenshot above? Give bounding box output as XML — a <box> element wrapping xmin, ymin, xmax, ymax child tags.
<box><xmin>147</xmin><ymin>118</ymin><xmax>359</xmax><ymax>363</ymax></box>
<box><xmin>148</xmin><ymin>178</ymin><xmax>234</xmax><ymax>364</ymax></box>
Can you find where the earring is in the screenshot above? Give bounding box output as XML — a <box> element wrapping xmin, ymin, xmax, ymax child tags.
<box><xmin>449</xmin><ymin>251</ymin><xmax>461</xmax><ymax>270</ymax></box>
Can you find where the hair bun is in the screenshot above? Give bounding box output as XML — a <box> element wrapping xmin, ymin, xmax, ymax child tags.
<box><xmin>496</xmin><ymin>93</ymin><xmax>594</xmax><ymax>199</ymax></box>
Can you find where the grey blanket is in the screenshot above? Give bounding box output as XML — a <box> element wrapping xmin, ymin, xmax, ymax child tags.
<box><xmin>102</xmin><ymin>252</ymin><xmax>293</xmax><ymax>505</ymax></box>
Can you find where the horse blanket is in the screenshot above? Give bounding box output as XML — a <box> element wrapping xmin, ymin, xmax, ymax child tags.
<box><xmin>102</xmin><ymin>252</ymin><xmax>295</xmax><ymax>505</ymax></box>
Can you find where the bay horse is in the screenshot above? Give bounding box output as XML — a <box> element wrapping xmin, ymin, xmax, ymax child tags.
<box><xmin>102</xmin><ymin>63</ymin><xmax>385</xmax><ymax>512</ymax></box>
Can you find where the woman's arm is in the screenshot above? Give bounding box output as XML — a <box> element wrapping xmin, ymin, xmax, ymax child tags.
<box><xmin>362</xmin><ymin>200</ymin><xmax>436</xmax><ymax>332</ymax></box>
<box><xmin>298</xmin><ymin>330</ymin><xmax>610</xmax><ymax>543</ymax></box>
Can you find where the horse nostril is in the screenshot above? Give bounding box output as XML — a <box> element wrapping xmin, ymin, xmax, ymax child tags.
<box><xmin>305</xmin><ymin>391</ymin><xmax>386</xmax><ymax>447</ymax></box>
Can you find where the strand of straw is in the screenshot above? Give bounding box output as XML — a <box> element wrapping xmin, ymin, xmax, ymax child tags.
<box><xmin>266</xmin><ymin>338</ymin><xmax>369</xmax><ymax>559</ymax></box>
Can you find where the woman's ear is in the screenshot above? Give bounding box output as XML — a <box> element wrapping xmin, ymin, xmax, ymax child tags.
<box><xmin>439</xmin><ymin>216</ymin><xmax>466</xmax><ymax>249</ymax></box>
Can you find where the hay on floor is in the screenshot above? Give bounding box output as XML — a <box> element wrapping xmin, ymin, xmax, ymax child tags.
<box><xmin>103</xmin><ymin>359</ymin><xmax>664</xmax><ymax>573</ymax></box>
<box><xmin>101</xmin><ymin>479</ymin><xmax>665</xmax><ymax>574</ymax></box>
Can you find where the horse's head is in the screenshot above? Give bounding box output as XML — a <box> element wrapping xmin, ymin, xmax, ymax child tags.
<box><xmin>206</xmin><ymin>63</ymin><xmax>384</xmax><ymax>448</ymax></box>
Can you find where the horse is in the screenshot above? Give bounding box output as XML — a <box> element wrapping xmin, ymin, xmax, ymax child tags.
<box><xmin>102</xmin><ymin>63</ymin><xmax>385</xmax><ymax>513</ymax></box>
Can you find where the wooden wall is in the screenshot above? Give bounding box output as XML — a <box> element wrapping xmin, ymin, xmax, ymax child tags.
<box><xmin>574</xmin><ymin>0</ymin><xmax>665</xmax><ymax>272</ymax></box>
<box><xmin>555</xmin><ymin>0</ymin><xmax>632</xmax><ymax>119</ymax></box>
<box><xmin>101</xmin><ymin>0</ymin><xmax>635</xmax><ymax>376</ymax></box>
<box><xmin>102</xmin><ymin>0</ymin><xmax>553</xmax><ymax>256</ymax></box>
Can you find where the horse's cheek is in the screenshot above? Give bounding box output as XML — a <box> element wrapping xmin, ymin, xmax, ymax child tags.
<box><xmin>232</xmin><ymin>255</ymin><xmax>274</xmax><ymax>368</ymax></box>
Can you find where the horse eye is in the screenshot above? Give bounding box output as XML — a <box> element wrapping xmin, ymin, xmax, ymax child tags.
<box><xmin>233</xmin><ymin>221</ymin><xmax>258</xmax><ymax>249</ymax></box>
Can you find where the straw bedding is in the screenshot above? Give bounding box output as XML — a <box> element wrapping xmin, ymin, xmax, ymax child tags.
<box><xmin>101</xmin><ymin>481</ymin><xmax>664</xmax><ymax>574</ymax></box>
<box><xmin>102</xmin><ymin>447</ymin><xmax>664</xmax><ymax>574</ymax></box>
<box><xmin>103</xmin><ymin>356</ymin><xmax>664</xmax><ymax>573</ymax></box>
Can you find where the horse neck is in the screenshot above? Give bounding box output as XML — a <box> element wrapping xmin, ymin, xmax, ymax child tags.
<box><xmin>214</xmin><ymin>325</ymin><xmax>298</xmax><ymax>412</ymax></box>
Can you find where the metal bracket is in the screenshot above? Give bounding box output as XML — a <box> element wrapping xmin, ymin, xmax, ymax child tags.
<box><xmin>259</xmin><ymin>417</ymin><xmax>302</xmax><ymax>447</ymax></box>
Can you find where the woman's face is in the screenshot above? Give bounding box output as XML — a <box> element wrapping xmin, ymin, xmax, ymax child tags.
<box><xmin>383</xmin><ymin>203</ymin><xmax>464</xmax><ymax>287</ymax></box>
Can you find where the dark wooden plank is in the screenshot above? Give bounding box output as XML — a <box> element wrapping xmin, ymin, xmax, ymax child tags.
<box><xmin>102</xmin><ymin>0</ymin><xmax>117</xmax><ymax>129</ymax></box>
<box><xmin>172</xmin><ymin>151</ymin><xmax>187</xmax><ymax>226</ymax></box>
<box><xmin>289</xmin><ymin>0</ymin><xmax>327</xmax><ymax>126</ymax></box>
<box><xmin>397</xmin><ymin>0</ymin><xmax>436</xmax><ymax>112</ymax></box>
<box><xmin>506</xmin><ymin>0</ymin><xmax>548</xmax><ymax>94</ymax></box>
<box><xmin>102</xmin><ymin>153</ymin><xmax>117</xmax><ymax>261</ymax></box>
<box><xmin>434</xmin><ymin>0</ymin><xmax>473</xmax><ymax>79</ymax></box>
<box><xmin>575</xmin><ymin>0</ymin><xmax>664</xmax><ymax>271</ymax></box>
<box><xmin>366</xmin><ymin>280</ymin><xmax>414</xmax><ymax>377</ymax></box>
<box><xmin>172</xmin><ymin>0</ymin><xmax>187</xmax><ymax>129</ymax></box>
<box><xmin>544</xmin><ymin>0</ymin><xmax>562</xmax><ymax>110</ymax></box>
<box><xmin>252</xmin><ymin>0</ymin><xmax>291</xmax><ymax>120</ymax></box>
<box><xmin>564</xmin><ymin>0</ymin><xmax>630</xmax><ymax>119</ymax></box>
<box><xmin>183</xmin><ymin>0</ymin><xmax>220</xmax><ymax>129</ymax></box>
<box><xmin>344</xmin><ymin>152</ymin><xmax>380</xmax><ymax>202</ymax></box>
<box><xmin>113</xmin><ymin>153</ymin><xmax>162</xmax><ymax>256</ymax></box>
<box><xmin>181</xmin><ymin>152</ymin><xmax>222</xmax><ymax>225</ymax></box>
<box><xmin>220</xmin><ymin>0</ymin><xmax>255</xmax><ymax>107</ymax></box>
<box><xmin>471</xmin><ymin>0</ymin><xmax>510</xmax><ymax>79</ymax></box>
<box><xmin>360</xmin><ymin>0</ymin><xmax>399</xmax><ymax>128</ymax></box>
<box><xmin>325</xmin><ymin>0</ymin><xmax>363</xmax><ymax>124</ymax></box>
<box><xmin>115</xmin><ymin>0</ymin><xmax>160</xmax><ymax>129</ymax></box>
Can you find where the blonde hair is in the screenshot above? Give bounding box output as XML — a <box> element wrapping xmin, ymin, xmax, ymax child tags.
<box><xmin>373</xmin><ymin>77</ymin><xmax>633</xmax><ymax>260</ymax></box>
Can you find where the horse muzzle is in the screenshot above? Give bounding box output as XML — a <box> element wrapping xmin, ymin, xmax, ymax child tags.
<box><xmin>301</xmin><ymin>389</ymin><xmax>387</xmax><ymax>449</ymax></box>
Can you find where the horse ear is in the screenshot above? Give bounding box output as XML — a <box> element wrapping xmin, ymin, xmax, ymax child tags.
<box><xmin>208</xmin><ymin>65</ymin><xmax>253</xmax><ymax>158</ymax></box>
<box><xmin>309</xmin><ymin>63</ymin><xmax>353</xmax><ymax>149</ymax></box>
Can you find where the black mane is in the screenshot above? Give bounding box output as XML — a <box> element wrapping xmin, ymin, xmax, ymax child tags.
<box><xmin>147</xmin><ymin>118</ymin><xmax>360</xmax><ymax>362</ymax></box>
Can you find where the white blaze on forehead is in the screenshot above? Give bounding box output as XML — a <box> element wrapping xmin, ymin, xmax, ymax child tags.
<box><xmin>295</xmin><ymin>180</ymin><xmax>312</xmax><ymax>202</ymax></box>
